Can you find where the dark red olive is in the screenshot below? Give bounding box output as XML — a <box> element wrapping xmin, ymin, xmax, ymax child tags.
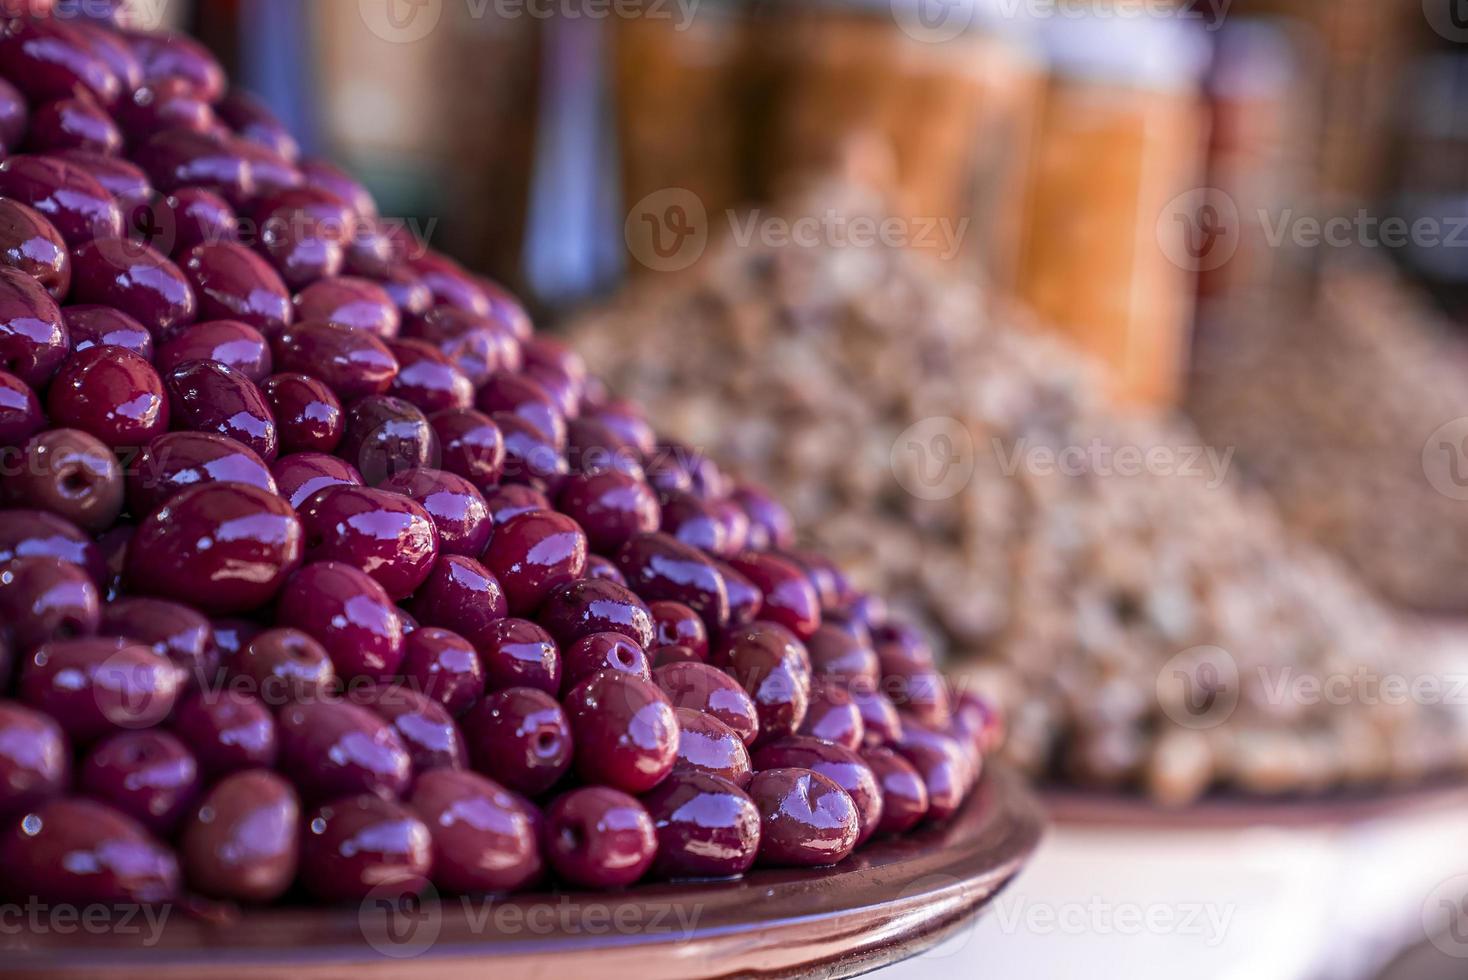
<box><xmin>639</xmin><ymin>771</ymin><xmax>759</xmax><ymax>880</ymax></box>
<box><xmin>0</xmin><ymin>197</ymin><xmax>68</xmax><ymax>299</ymax></box>
<box><xmin>951</xmin><ymin>689</ymin><xmax>1004</xmax><ymax>756</ymax></box>
<box><xmin>0</xmin><ymin>556</ymin><xmax>100</xmax><ymax>652</ymax></box>
<box><xmin>298</xmin><ymin>484</ymin><xmax>438</xmax><ymax>600</ymax></box>
<box><xmin>710</xmin><ymin>499</ymin><xmax>751</xmax><ymax>557</ymax></box>
<box><xmin>131</xmin><ymin>128</ymin><xmax>253</xmax><ymax>206</ymax></box>
<box><xmin>180</xmin><ymin>241</ymin><xmax>293</xmax><ymax>333</ymax></box>
<box><xmin>859</xmin><ymin>746</ymin><xmax>929</xmax><ymax>836</ymax></box>
<box><xmin>181</xmin><ymin>769</ymin><xmax>299</xmax><ymax>903</ymax></box>
<box><xmin>0</xmin><ymin>368</ymin><xmax>43</xmax><ymax>446</ymax></box>
<box><xmin>209</xmin><ymin>617</ymin><xmax>262</xmax><ymax>664</ymax></box>
<box><xmin>70</xmin><ymin>238</ymin><xmax>196</xmax><ymax>336</ymax></box>
<box><xmin>585</xmin><ymin>554</ymin><xmax>627</xmax><ymax>586</ymax></box>
<box><xmin>5</xmin><ymin>428</ymin><xmax>123</xmax><ymax>531</ymax></box>
<box><xmin>0</xmin><ymin>700</ymin><xmax>69</xmax><ymax>817</ymax></box>
<box><xmin>476</xmin><ymin>371</ymin><xmax>565</xmax><ymax>447</ymax></box>
<box><xmin>143</xmin><ymin>188</ymin><xmax>237</xmax><ymax>258</ymax></box>
<box><xmin>851</xmin><ymin>686</ymin><xmax>903</xmax><ymax>747</ymax></box>
<box><xmin>495</xmin><ymin>410</ymin><xmax>568</xmax><ymax>493</ymax></box>
<box><xmin>295</xmin><ymin>275</ymin><xmax>398</xmax><ymax>337</ymax></box>
<box><xmin>170</xmin><ymin>689</ymin><xmax>277</xmax><ymax>776</ymax></box>
<box><xmin>537</xmin><ymin>576</ymin><xmax>655</xmax><ymax>652</ymax></box>
<box><xmin>403</xmin><ymin>305</ymin><xmax>519</xmax><ymax>388</ymax></box>
<box><xmin>806</xmin><ymin>623</ymin><xmax>879</xmax><ymax>688</ymax></box>
<box><xmin>337</xmin><ymin>394</ymin><xmax>437</xmax><ymax>485</ymax></box>
<box><xmin>114</xmin><ymin>76</ymin><xmax>216</xmax><ymax>141</ymax></box>
<box><xmin>673</xmin><ymin>707</ymin><xmax>751</xmax><ymax>787</ymax></box>
<box><xmin>300</xmin><ymin>158</ymin><xmax>376</xmax><ymax>221</ymax></box>
<box><xmin>219</xmin><ymin>88</ymin><xmax>298</xmax><ymax>158</ymax></box>
<box><xmin>0</xmin><ymin>76</ymin><xmax>22</xmax><ymax>151</ymax></box>
<box><xmin>481</xmin><ymin>510</ymin><xmax>587</xmax><ymax>616</ymax></box>
<box><xmin>557</xmin><ymin>470</ymin><xmax>660</xmax><ymax>556</ymax></box>
<box><xmin>0</xmin><ymin>797</ymin><xmax>180</xmax><ymax>905</ymax></box>
<box><xmin>47</xmin><ymin>345</ymin><xmax>169</xmax><ymax>448</ymax></box>
<box><xmin>259</xmin><ymin>372</ymin><xmax>343</xmax><ymax>454</ymax></box>
<box><xmin>727</xmin><ymin>552</ymin><xmax>821</xmax><ymax>642</ymax></box>
<box><xmin>125</xmin><ymin>482</ymin><xmax>303</xmax><ymax>614</ymax></box>
<box><xmin>278</xmin><ymin>698</ymin><xmax>412</xmax><ymax>801</ymax></box>
<box><xmin>776</xmin><ymin>550</ymin><xmax>852</xmax><ymax>612</ymax></box>
<box><xmin>732</xmin><ymin>483</ymin><xmax>794</xmax><ymax>551</ymax></box>
<box><xmin>377</xmin><ymin>468</ymin><xmax>490</xmax><ymax>557</ymax></box>
<box><xmin>234</xmin><ymin>627</ymin><xmax>335</xmax><ymax>706</ymax></box>
<box><xmin>797</xmin><ymin>681</ymin><xmax>865</xmax><ymax>751</ymax></box>
<box><xmin>127</xmin><ymin>431</ymin><xmax>276</xmax><ymax>518</ymax></box>
<box><xmin>20</xmin><ymin>636</ymin><xmax>181</xmax><ymax>744</ymax></box>
<box><xmin>657</xmin><ymin>489</ymin><xmax>726</xmax><ymax>554</ymax></box>
<box><xmin>715</xmin><ymin>561</ymin><xmax>764</xmax><ymax>629</ymax></box>
<box><xmin>80</xmin><ymin>730</ymin><xmax>199</xmax><ymax>835</ymax></box>
<box><xmin>0</xmin><ymin>155</ymin><xmax>122</xmax><ymax>248</ymax></box>
<box><xmin>98</xmin><ymin>596</ymin><xmax>216</xmax><ymax>688</ymax></box>
<box><xmin>357</xmin><ymin>683</ymin><xmax>466</xmax><ymax>775</ymax></box>
<box><xmin>66</xmin><ymin>20</ymin><xmax>142</xmax><ymax>92</ymax></box>
<box><xmin>588</xmin><ymin>402</ymin><xmax>655</xmax><ymax>460</ymax></box>
<box><xmin>895</xmin><ymin>719</ymin><xmax>973</xmax><ymax>823</ymax></box>
<box><xmin>387</xmin><ymin>337</ymin><xmax>472</xmax><ymax>413</ymax></box>
<box><xmin>749</xmin><ymin>767</ymin><xmax>858</xmax><ymax>867</ymax></box>
<box><xmin>430</xmin><ymin>407</ymin><xmax>505</xmax><ymax>489</ymax></box>
<box><xmin>543</xmin><ymin>786</ymin><xmax>655</xmax><ymax>889</ymax></box>
<box><xmin>271</xmin><ymin>451</ymin><xmax>362</xmax><ymax>509</ymax></box>
<box><xmin>0</xmin><ymin>18</ymin><xmax>120</xmax><ymax>107</ymax></box>
<box><xmin>300</xmin><ymin>794</ymin><xmax>430</xmax><ymax>902</ymax></box>
<box><xmin>408</xmin><ymin>553</ymin><xmax>508</xmax><ymax>646</ymax></box>
<box><xmin>410</xmin><ymin>768</ymin><xmax>541</xmax><ymax>894</ymax></box>
<box><xmin>252</xmin><ymin>187</ymin><xmax>357</xmax><ymax>289</ymax></box>
<box><xmin>871</xmin><ymin>619</ymin><xmax>936</xmax><ymax>671</ymax></box>
<box><xmin>616</xmin><ymin>532</ymin><xmax>729</xmax><ymax>632</ymax></box>
<box><xmin>276</xmin><ymin>560</ymin><xmax>406</xmax><ymax>681</ymax></box>
<box><xmin>461</xmin><ymin>686</ymin><xmax>571</xmax><ymax>797</ymax></box>
<box><xmin>481</xmin><ymin>483</ymin><xmax>547</xmax><ymax>525</ymax></box>
<box><xmin>157</xmin><ymin>318</ymin><xmax>272</xmax><ymax>381</ymax></box>
<box><xmin>563</xmin><ymin>631</ymin><xmax>650</xmax><ymax>690</ymax></box>
<box><xmin>653</xmin><ymin>661</ymin><xmax>760</xmax><ymax>747</ymax></box>
<box><xmin>27</xmin><ymin>94</ymin><xmax>121</xmax><ymax>154</ymax></box>
<box><xmin>471</xmin><ymin>617</ymin><xmax>559</xmax><ymax>696</ymax></box>
<box><xmin>0</xmin><ymin>264</ymin><xmax>67</xmax><ymax>387</ymax></box>
<box><xmin>713</xmin><ymin>622</ymin><xmax>810</xmax><ymax>747</ymax></box>
<box><xmin>649</xmin><ymin>600</ymin><xmax>707</xmax><ymax>660</ymax></box>
<box><xmin>272</xmin><ymin>319</ymin><xmax>397</xmax><ymax>401</ymax></box>
<box><xmin>404</xmin><ymin>250</ymin><xmax>489</xmax><ymax>316</ymax></box>
<box><xmin>0</xmin><ymin>509</ymin><xmax>106</xmax><ymax>585</ymax></box>
<box><xmin>370</xmin><ymin>264</ymin><xmax>432</xmax><ymax>316</ymax></box>
<box><xmin>752</xmin><ymin>736</ymin><xmax>881</xmax><ymax>846</ymax></box>
<box><xmin>565</xmin><ymin>670</ymin><xmax>677</xmax><ymax>794</ymax></box>
<box><xmin>126</xmin><ymin>29</ymin><xmax>225</xmax><ymax>102</ymax></box>
<box><xmin>62</xmin><ymin>305</ymin><xmax>152</xmax><ymax>358</ymax></box>
<box><xmin>399</xmin><ymin>626</ymin><xmax>482</xmax><ymax>716</ymax></box>
<box><xmin>165</xmin><ymin>358</ymin><xmax>278</xmax><ymax>460</ymax></box>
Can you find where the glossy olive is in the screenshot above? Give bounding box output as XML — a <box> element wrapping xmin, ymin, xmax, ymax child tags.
<box><xmin>181</xmin><ymin>769</ymin><xmax>299</xmax><ymax>903</ymax></box>
<box><xmin>165</xmin><ymin>358</ymin><xmax>278</xmax><ymax>461</ymax></box>
<box><xmin>126</xmin><ymin>431</ymin><xmax>276</xmax><ymax>518</ymax></box>
<box><xmin>461</xmin><ymin>686</ymin><xmax>571</xmax><ymax>797</ymax></box>
<box><xmin>5</xmin><ymin>428</ymin><xmax>123</xmax><ymax>531</ymax></box>
<box><xmin>639</xmin><ymin>771</ymin><xmax>758</xmax><ymax>880</ymax></box>
<box><xmin>125</xmin><ymin>482</ymin><xmax>302</xmax><ymax>613</ymax></box>
<box><xmin>276</xmin><ymin>560</ymin><xmax>406</xmax><ymax>681</ymax></box>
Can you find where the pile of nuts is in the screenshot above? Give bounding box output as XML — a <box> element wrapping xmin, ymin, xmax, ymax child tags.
<box><xmin>1189</xmin><ymin>257</ymin><xmax>1468</xmax><ymax>614</ymax></box>
<box><xmin>570</xmin><ymin>185</ymin><xmax>1468</xmax><ymax>804</ymax></box>
<box><xmin>0</xmin><ymin>11</ymin><xmax>992</xmax><ymax>912</ymax></box>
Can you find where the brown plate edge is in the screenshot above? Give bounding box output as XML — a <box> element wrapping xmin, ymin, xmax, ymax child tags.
<box><xmin>6</xmin><ymin>763</ymin><xmax>1045</xmax><ymax>980</ymax></box>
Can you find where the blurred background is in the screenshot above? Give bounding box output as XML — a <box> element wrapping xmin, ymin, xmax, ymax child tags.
<box><xmin>137</xmin><ymin>0</ymin><xmax>1468</xmax><ymax>977</ymax></box>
